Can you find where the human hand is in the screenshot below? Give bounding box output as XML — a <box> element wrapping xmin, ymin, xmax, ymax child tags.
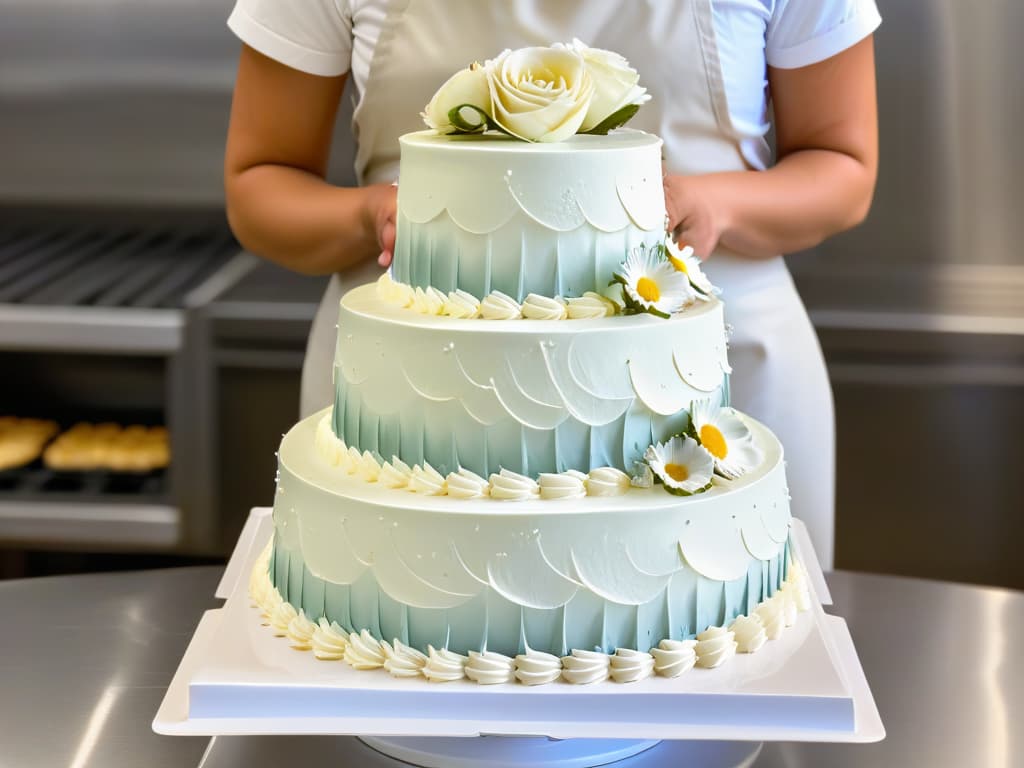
<box><xmin>663</xmin><ymin>174</ymin><xmax>724</xmax><ymax>260</ymax></box>
<box><xmin>369</xmin><ymin>183</ymin><xmax>398</xmax><ymax>267</ymax></box>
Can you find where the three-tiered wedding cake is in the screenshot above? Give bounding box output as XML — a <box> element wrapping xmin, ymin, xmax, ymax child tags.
<box><xmin>250</xmin><ymin>42</ymin><xmax>807</xmax><ymax>686</ymax></box>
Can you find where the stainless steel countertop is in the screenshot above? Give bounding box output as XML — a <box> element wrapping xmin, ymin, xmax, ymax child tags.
<box><xmin>1</xmin><ymin>567</ymin><xmax>1021</xmax><ymax>767</ymax></box>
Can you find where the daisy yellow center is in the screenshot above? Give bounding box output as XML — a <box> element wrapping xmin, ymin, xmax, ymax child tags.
<box><xmin>667</xmin><ymin>255</ymin><xmax>689</xmax><ymax>275</ymax></box>
<box><xmin>664</xmin><ymin>463</ymin><xmax>690</xmax><ymax>482</ymax></box>
<box><xmin>636</xmin><ymin>276</ymin><xmax>661</xmax><ymax>303</ymax></box>
<box><xmin>699</xmin><ymin>424</ymin><xmax>728</xmax><ymax>459</ymax></box>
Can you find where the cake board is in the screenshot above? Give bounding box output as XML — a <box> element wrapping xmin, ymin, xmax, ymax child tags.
<box><xmin>154</xmin><ymin>508</ymin><xmax>883</xmax><ymax>767</ymax></box>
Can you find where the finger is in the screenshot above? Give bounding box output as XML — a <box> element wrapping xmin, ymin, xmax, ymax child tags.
<box><xmin>379</xmin><ymin>219</ymin><xmax>396</xmax><ymax>252</ymax></box>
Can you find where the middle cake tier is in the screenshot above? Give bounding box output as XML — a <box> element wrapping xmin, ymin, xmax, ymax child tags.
<box><xmin>333</xmin><ymin>283</ymin><xmax>732</xmax><ymax>478</ymax></box>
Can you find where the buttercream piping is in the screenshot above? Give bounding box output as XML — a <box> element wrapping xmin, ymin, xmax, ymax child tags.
<box><xmin>251</xmin><ymin>541</ymin><xmax>812</xmax><ymax>686</ymax></box>
<box><xmin>381</xmin><ymin>274</ymin><xmax>723</xmax><ymax>323</ymax></box>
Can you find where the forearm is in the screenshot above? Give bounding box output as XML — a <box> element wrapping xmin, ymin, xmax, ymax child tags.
<box><xmin>226</xmin><ymin>164</ymin><xmax>386</xmax><ymax>275</ymax></box>
<box><xmin>702</xmin><ymin>149</ymin><xmax>875</xmax><ymax>259</ymax></box>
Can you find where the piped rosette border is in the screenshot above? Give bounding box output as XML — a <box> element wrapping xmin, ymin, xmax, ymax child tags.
<box><xmin>249</xmin><ymin>538</ymin><xmax>813</xmax><ymax>686</ymax></box>
<box><xmin>315</xmin><ymin>398</ymin><xmax>762</xmax><ymax>503</ymax></box>
<box><xmin>375</xmin><ymin>239</ymin><xmax>718</xmax><ymax>323</ymax></box>
<box><xmin>315</xmin><ymin>410</ymin><xmax>636</xmax><ymax>502</ymax></box>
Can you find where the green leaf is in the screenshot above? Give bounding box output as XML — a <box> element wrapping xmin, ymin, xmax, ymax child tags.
<box><xmin>446</xmin><ymin>104</ymin><xmax>490</xmax><ymax>133</ymax></box>
<box><xmin>663</xmin><ymin>479</ymin><xmax>713</xmax><ymax>497</ymax></box>
<box><xmin>579</xmin><ymin>103</ymin><xmax>641</xmax><ymax>135</ymax></box>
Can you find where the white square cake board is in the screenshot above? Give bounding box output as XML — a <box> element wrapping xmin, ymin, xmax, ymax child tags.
<box><xmin>154</xmin><ymin>509</ymin><xmax>882</xmax><ymax>744</ymax></box>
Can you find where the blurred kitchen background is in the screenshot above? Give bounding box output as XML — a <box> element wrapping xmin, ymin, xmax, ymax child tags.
<box><xmin>0</xmin><ymin>0</ymin><xmax>1020</xmax><ymax>588</ymax></box>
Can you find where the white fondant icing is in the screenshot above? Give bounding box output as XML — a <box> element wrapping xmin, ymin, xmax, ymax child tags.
<box><xmin>397</xmin><ymin>130</ymin><xmax>664</xmax><ymax>234</ymax></box>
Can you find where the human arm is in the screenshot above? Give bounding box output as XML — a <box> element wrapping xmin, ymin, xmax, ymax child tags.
<box><xmin>665</xmin><ymin>35</ymin><xmax>878</xmax><ymax>259</ymax></box>
<box><xmin>224</xmin><ymin>44</ymin><xmax>396</xmax><ymax>275</ymax></box>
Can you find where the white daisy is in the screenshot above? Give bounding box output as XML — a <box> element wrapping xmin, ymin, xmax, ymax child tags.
<box><xmin>643</xmin><ymin>435</ymin><xmax>714</xmax><ymax>495</ymax></box>
<box><xmin>665</xmin><ymin>239</ymin><xmax>718</xmax><ymax>298</ymax></box>
<box><xmin>689</xmin><ymin>399</ymin><xmax>762</xmax><ymax>479</ymax></box>
<box><xmin>613</xmin><ymin>244</ymin><xmax>693</xmax><ymax>318</ymax></box>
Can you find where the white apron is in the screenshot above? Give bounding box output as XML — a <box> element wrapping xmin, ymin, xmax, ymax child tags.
<box><xmin>300</xmin><ymin>0</ymin><xmax>835</xmax><ymax>567</ymax></box>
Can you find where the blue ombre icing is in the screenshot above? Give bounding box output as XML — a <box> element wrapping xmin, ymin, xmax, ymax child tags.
<box><xmin>392</xmin><ymin>131</ymin><xmax>666</xmax><ymax>303</ymax></box>
<box><xmin>269</xmin><ymin>533</ymin><xmax>790</xmax><ymax>657</ymax></box>
<box><xmin>331</xmin><ymin>284</ymin><xmax>732</xmax><ymax>478</ymax></box>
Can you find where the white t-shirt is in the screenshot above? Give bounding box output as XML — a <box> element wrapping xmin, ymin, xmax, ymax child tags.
<box><xmin>228</xmin><ymin>0</ymin><xmax>880</xmax><ymax>170</ymax></box>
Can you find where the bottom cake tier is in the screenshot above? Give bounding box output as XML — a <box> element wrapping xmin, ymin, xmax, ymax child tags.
<box><xmin>259</xmin><ymin>409</ymin><xmax>797</xmax><ymax>675</ymax></box>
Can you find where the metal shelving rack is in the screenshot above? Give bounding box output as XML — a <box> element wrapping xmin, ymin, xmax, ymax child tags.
<box><xmin>0</xmin><ymin>216</ymin><xmax>255</xmax><ymax>553</ymax></box>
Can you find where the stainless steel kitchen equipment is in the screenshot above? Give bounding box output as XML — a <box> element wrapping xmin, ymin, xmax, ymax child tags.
<box><xmin>2</xmin><ymin>565</ymin><xmax>1020</xmax><ymax>767</ymax></box>
<box><xmin>0</xmin><ymin>209</ymin><xmax>248</xmax><ymax>552</ymax></box>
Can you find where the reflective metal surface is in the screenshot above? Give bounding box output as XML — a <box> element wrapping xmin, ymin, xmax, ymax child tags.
<box><xmin>1</xmin><ymin>567</ymin><xmax>1021</xmax><ymax>767</ymax></box>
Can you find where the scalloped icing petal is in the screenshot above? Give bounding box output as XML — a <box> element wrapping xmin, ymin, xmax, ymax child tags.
<box><xmin>294</xmin><ymin>511</ymin><xmax>369</xmax><ymax>585</ymax></box>
<box><xmin>486</xmin><ymin>537</ymin><xmax>580</xmax><ymax>610</ymax></box>
<box><xmin>370</xmin><ymin>541</ymin><xmax>477</xmax><ymax>610</ymax></box>
<box><xmin>762</xmin><ymin>498</ymin><xmax>792</xmax><ymax>544</ymax></box>
<box><xmin>567</xmin><ymin>335</ymin><xmax>635</xmax><ymax>400</ymax></box>
<box><xmin>506</xmin><ymin>343</ymin><xmax>564</xmax><ymax>407</ymax></box>
<box><xmin>490</xmin><ymin>363</ymin><xmax>571</xmax><ymax>430</ymax></box>
<box><xmin>673</xmin><ymin>342</ymin><xmax>726</xmax><ymax>394</ymax></box>
<box><xmin>542</xmin><ymin>339</ymin><xmax>633</xmax><ymax>426</ymax></box>
<box><xmin>741</xmin><ymin>519</ymin><xmax>784</xmax><ymax>561</ymax></box>
<box><xmin>616</xmin><ymin>174</ymin><xmax>665</xmax><ymax>232</ymax></box>
<box><xmin>628</xmin><ymin>354</ymin><xmax>699</xmax><ymax>416</ymax></box>
<box><xmin>677</xmin><ymin>512</ymin><xmax>753</xmax><ymax>582</ymax></box>
<box><xmin>625</xmin><ymin>529</ymin><xmax>688</xmax><ymax>577</ymax></box>
<box><xmin>401</xmin><ymin>352</ymin><xmax>508</xmax><ymax>426</ymax></box>
<box><xmin>569</xmin><ymin>546</ymin><xmax>671</xmax><ymax>605</ymax></box>
<box><xmin>389</xmin><ymin>525</ymin><xmax>483</xmax><ymax>599</ymax></box>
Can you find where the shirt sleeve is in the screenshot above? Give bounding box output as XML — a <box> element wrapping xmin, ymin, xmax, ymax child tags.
<box><xmin>227</xmin><ymin>0</ymin><xmax>353</xmax><ymax>77</ymax></box>
<box><xmin>766</xmin><ymin>0</ymin><xmax>881</xmax><ymax>70</ymax></box>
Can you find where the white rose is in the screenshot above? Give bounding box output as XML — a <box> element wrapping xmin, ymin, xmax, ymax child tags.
<box><xmin>569</xmin><ymin>39</ymin><xmax>650</xmax><ymax>132</ymax></box>
<box><xmin>421</xmin><ymin>62</ymin><xmax>492</xmax><ymax>133</ymax></box>
<box><xmin>485</xmin><ymin>46</ymin><xmax>594</xmax><ymax>143</ymax></box>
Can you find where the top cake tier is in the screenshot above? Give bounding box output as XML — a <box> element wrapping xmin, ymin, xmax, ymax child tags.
<box><xmin>391</xmin><ymin>129</ymin><xmax>666</xmax><ymax>302</ymax></box>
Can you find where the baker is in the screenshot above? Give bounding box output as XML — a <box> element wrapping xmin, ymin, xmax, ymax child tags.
<box><xmin>223</xmin><ymin>0</ymin><xmax>881</xmax><ymax>569</ymax></box>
